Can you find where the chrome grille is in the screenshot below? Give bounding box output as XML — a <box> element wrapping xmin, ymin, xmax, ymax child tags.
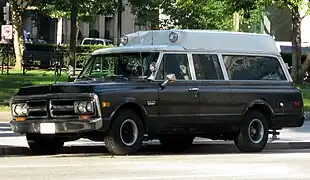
<box><xmin>26</xmin><ymin>100</ymin><xmax>48</xmax><ymax>119</ymax></box>
<box><xmin>50</xmin><ymin>99</ymin><xmax>77</xmax><ymax>118</ymax></box>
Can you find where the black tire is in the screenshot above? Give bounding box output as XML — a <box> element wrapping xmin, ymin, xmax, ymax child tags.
<box><xmin>234</xmin><ymin>110</ymin><xmax>269</xmax><ymax>153</ymax></box>
<box><xmin>26</xmin><ymin>134</ymin><xmax>64</xmax><ymax>155</ymax></box>
<box><xmin>104</xmin><ymin>109</ymin><xmax>144</xmax><ymax>155</ymax></box>
<box><xmin>159</xmin><ymin>135</ymin><xmax>194</xmax><ymax>153</ymax></box>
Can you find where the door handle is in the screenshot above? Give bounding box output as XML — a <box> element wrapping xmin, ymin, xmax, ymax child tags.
<box><xmin>188</xmin><ymin>88</ymin><xmax>199</xmax><ymax>91</ymax></box>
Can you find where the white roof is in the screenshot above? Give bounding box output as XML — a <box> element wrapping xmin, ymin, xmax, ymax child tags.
<box><xmin>93</xmin><ymin>29</ymin><xmax>280</xmax><ymax>56</ymax></box>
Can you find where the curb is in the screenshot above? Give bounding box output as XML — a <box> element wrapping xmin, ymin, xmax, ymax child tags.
<box><xmin>1</xmin><ymin>142</ymin><xmax>310</xmax><ymax>156</ymax></box>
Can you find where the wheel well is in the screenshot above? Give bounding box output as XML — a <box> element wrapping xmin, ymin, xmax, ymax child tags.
<box><xmin>246</xmin><ymin>104</ymin><xmax>273</xmax><ymax>127</ymax></box>
<box><xmin>112</xmin><ymin>102</ymin><xmax>147</xmax><ymax>130</ymax></box>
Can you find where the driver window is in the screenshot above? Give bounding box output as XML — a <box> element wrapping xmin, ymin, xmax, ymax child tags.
<box><xmin>156</xmin><ymin>54</ymin><xmax>192</xmax><ymax>80</ymax></box>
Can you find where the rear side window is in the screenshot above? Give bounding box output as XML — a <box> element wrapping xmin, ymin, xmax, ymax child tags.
<box><xmin>223</xmin><ymin>55</ymin><xmax>287</xmax><ymax>81</ymax></box>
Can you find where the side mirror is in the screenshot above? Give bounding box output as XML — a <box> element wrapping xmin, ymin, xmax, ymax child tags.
<box><xmin>160</xmin><ymin>74</ymin><xmax>176</xmax><ymax>88</ymax></box>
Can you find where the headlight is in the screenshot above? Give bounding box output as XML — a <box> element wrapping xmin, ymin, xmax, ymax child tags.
<box><xmin>12</xmin><ymin>103</ymin><xmax>28</xmax><ymax>116</ymax></box>
<box><xmin>74</xmin><ymin>101</ymin><xmax>94</xmax><ymax>114</ymax></box>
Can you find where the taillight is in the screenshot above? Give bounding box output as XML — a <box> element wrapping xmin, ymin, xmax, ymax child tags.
<box><xmin>293</xmin><ymin>101</ymin><xmax>302</xmax><ymax>108</ymax></box>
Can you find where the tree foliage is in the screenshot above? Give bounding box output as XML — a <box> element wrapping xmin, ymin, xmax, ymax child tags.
<box><xmin>128</xmin><ymin>0</ymin><xmax>263</xmax><ymax>31</ymax></box>
<box><xmin>128</xmin><ymin>0</ymin><xmax>161</xmax><ymax>29</ymax></box>
<box><xmin>37</xmin><ymin>0</ymin><xmax>118</xmax><ymax>21</ymax></box>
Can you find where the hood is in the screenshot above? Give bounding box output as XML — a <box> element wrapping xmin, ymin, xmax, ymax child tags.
<box><xmin>16</xmin><ymin>80</ymin><xmax>148</xmax><ymax>96</ymax></box>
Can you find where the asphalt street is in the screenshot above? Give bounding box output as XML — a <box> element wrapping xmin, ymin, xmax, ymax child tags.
<box><xmin>1</xmin><ymin>149</ymin><xmax>310</xmax><ymax>180</ymax></box>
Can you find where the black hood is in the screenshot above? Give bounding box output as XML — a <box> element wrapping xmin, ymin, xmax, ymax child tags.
<box><xmin>16</xmin><ymin>82</ymin><xmax>94</xmax><ymax>95</ymax></box>
<box><xmin>16</xmin><ymin>80</ymin><xmax>148</xmax><ymax>96</ymax></box>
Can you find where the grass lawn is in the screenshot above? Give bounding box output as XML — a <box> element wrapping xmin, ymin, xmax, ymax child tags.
<box><xmin>0</xmin><ymin>70</ymin><xmax>68</xmax><ymax>111</ymax></box>
<box><xmin>1</xmin><ymin>70</ymin><xmax>310</xmax><ymax>112</ymax></box>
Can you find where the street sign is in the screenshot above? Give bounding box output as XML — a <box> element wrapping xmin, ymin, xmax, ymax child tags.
<box><xmin>1</xmin><ymin>25</ymin><xmax>12</xmax><ymax>40</ymax></box>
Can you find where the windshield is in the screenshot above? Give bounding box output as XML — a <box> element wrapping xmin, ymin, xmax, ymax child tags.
<box><xmin>78</xmin><ymin>52</ymin><xmax>160</xmax><ymax>80</ymax></box>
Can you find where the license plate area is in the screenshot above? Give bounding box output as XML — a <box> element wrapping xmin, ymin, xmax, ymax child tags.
<box><xmin>40</xmin><ymin>123</ymin><xmax>56</xmax><ymax>134</ymax></box>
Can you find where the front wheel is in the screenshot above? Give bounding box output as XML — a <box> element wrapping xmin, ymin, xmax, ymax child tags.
<box><xmin>104</xmin><ymin>109</ymin><xmax>144</xmax><ymax>155</ymax></box>
<box><xmin>234</xmin><ymin>110</ymin><xmax>269</xmax><ymax>152</ymax></box>
<box><xmin>26</xmin><ymin>134</ymin><xmax>64</xmax><ymax>155</ymax></box>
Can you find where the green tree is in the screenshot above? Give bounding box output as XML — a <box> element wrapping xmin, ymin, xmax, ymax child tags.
<box><xmin>38</xmin><ymin>0</ymin><xmax>118</xmax><ymax>75</ymax></box>
<box><xmin>159</xmin><ymin>0</ymin><xmax>235</xmax><ymax>30</ymax></box>
<box><xmin>128</xmin><ymin>0</ymin><xmax>161</xmax><ymax>29</ymax></box>
<box><xmin>7</xmin><ymin>0</ymin><xmax>42</xmax><ymax>70</ymax></box>
<box><xmin>227</xmin><ymin>0</ymin><xmax>310</xmax><ymax>82</ymax></box>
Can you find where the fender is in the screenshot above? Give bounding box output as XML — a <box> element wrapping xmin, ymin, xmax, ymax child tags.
<box><xmin>241</xmin><ymin>99</ymin><xmax>275</xmax><ymax>120</ymax></box>
<box><xmin>108</xmin><ymin>97</ymin><xmax>149</xmax><ymax>122</ymax></box>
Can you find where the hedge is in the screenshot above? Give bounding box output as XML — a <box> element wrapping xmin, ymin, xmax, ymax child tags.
<box><xmin>0</xmin><ymin>43</ymin><xmax>111</xmax><ymax>68</ymax></box>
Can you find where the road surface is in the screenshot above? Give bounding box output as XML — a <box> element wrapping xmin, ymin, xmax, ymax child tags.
<box><xmin>1</xmin><ymin>149</ymin><xmax>310</xmax><ymax>180</ymax></box>
<box><xmin>1</xmin><ymin>120</ymin><xmax>310</xmax><ymax>148</ymax></box>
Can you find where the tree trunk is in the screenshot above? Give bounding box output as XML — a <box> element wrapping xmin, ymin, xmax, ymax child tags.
<box><xmin>117</xmin><ymin>0</ymin><xmax>122</xmax><ymax>45</ymax></box>
<box><xmin>291</xmin><ymin>5</ymin><xmax>302</xmax><ymax>83</ymax></box>
<box><xmin>76</xmin><ymin>22</ymin><xmax>80</xmax><ymax>43</ymax></box>
<box><xmin>69</xmin><ymin>0</ymin><xmax>78</xmax><ymax>76</ymax></box>
<box><xmin>11</xmin><ymin>3</ymin><xmax>25</xmax><ymax>71</ymax></box>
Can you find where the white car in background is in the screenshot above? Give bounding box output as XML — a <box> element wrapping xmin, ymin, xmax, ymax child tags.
<box><xmin>81</xmin><ymin>38</ymin><xmax>113</xmax><ymax>46</ymax></box>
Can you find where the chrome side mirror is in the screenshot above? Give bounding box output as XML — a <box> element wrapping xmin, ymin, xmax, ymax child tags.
<box><xmin>160</xmin><ymin>74</ymin><xmax>176</xmax><ymax>88</ymax></box>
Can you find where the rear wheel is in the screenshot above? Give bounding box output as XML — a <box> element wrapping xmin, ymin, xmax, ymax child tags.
<box><xmin>104</xmin><ymin>109</ymin><xmax>144</xmax><ymax>155</ymax></box>
<box><xmin>234</xmin><ymin>110</ymin><xmax>269</xmax><ymax>152</ymax></box>
<box><xmin>26</xmin><ymin>134</ymin><xmax>64</xmax><ymax>155</ymax></box>
<box><xmin>159</xmin><ymin>135</ymin><xmax>194</xmax><ymax>152</ymax></box>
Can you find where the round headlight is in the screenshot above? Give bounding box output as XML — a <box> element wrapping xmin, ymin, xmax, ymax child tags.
<box><xmin>86</xmin><ymin>102</ymin><xmax>93</xmax><ymax>112</ymax></box>
<box><xmin>14</xmin><ymin>104</ymin><xmax>27</xmax><ymax>116</ymax></box>
<box><xmin>77</xmin><ymin>102</ymin><xmax>87</xmax><ymax>113</ymax></box>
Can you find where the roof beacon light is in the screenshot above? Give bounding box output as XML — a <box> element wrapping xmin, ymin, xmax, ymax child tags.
<box><xmin>120</xmin><ymin>35</ymin><xmax>128</xmax><ymax>45</ymax></box>
<box><xmin>169</xmin><ymin>32</ymin><xmax>178</xmax><ymax>43</ymax></box>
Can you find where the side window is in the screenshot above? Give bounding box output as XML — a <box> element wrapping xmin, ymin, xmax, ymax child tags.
<box><xmin>223</xmin><ymin>55</ymin><xmax>287</xmax><ymax>80</ymax></box>
<box><xmin>193</xmin><ymin>54</ymin><xmax>224</xmax><ymax>80</ymax></box>
<box><xmin>156</xmin><ymin>54</ymin><xmax>192</xmax><ymax>80</ymax></box>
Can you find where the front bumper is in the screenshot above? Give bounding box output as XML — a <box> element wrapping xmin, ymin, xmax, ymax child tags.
<box><xmin>10</xmin><ymin>118</ymin><xmax>109</xmax><ymax>134</ymax></box>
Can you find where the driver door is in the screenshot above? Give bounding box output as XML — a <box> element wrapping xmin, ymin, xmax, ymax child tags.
<box><xmin>154</xmin><ymin>53</ymin><xmax>199</xmax><ymax>133</ymax></box>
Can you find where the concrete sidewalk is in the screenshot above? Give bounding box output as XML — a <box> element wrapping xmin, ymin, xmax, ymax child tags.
<box><xmin>0</xmin><ymin>111</ymin><xmax>10</xmax><ymax>122</ymax></box>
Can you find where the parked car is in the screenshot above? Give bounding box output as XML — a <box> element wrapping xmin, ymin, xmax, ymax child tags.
<box><xmin>81</xmin><ymin>38</ymin><xmax>113</xmax><ymax>46</ymax></box>
<box><xmin>9</xmin><ymin>30</ymin><xmax>305</xmax><ymax>155</ymax></box>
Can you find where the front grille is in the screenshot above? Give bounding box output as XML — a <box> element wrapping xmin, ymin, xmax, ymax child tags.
<box><xmin>17</xmin><ymin>97</ymin><xmax>97</xmax><ymax>120</ymax></box>
<box><xmin>50</xmin><ymin>99</ymin><xmax>77</xmax><ymax>119</ymax></box>
<box><xmin>26</xmin><ymin>100</ymin><xmax>48</xmax><ymax>119</ymax></box>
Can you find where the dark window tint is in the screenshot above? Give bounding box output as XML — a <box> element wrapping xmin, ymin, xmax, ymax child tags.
<box><xmin>156</xmin><ymin>54</ymin><xmax>191</xmax><ymax>80</ymax></box>
<box><xmin>82</xmin><ymin>40</ymin><xmax>92</xmax><ymax>45</ymax></box>
<box><xmin>223</xmin><ymin>55</ymin><xmax>287</xmax><ymax>80</ymax></box>
<box><xmin>193</xmin><ymin>54</ymin><xmax>224</xmax><ymax>80</ymax></box>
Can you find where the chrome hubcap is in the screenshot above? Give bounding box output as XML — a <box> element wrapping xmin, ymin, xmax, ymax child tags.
<box><xmin>248</xmin><ymin>119</ymin><xmax>264</xmax><ymax>144</ymax></box>
<box><xmin>119</xmin><ymin>119</ymin><xmax>138</xmax><ymax>146</ymax></box>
